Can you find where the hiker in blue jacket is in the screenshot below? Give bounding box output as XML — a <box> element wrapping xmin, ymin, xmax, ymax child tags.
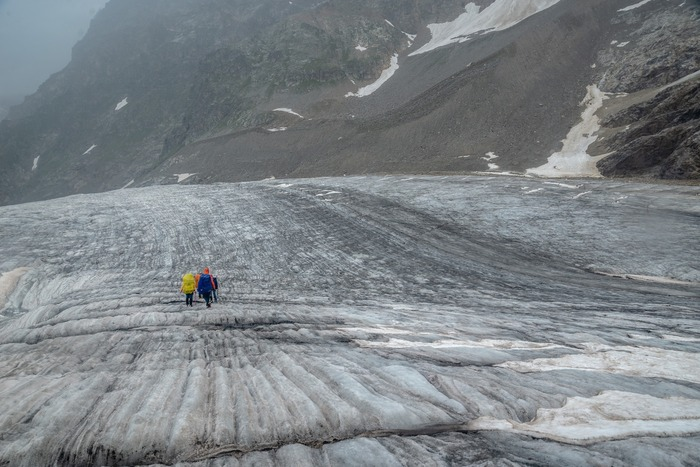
<box><xmin>197</xmin><ymin>267</ymin><xmax>216</xmax><ymax>308</ymax></box>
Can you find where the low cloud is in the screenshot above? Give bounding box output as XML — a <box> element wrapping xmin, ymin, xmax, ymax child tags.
<box><xmin>0</xmin><ymin>0</ymin><xmax>107</xmax><ymax>107</ymax></box>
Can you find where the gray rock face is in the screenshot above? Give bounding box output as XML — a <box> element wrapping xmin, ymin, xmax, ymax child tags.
<box><xmin>596</xmin><ymin>3</ymin><xmax>700</xmax><ymax>180</ymax></box>
<box><xmin>597</xmin><ymin>6</ymin><xmax>700</xmax><ymax>93</ymax></box>
<box><xmin>0</xmin><ymin>176</ymin><xmax>698</xmax><ymax>465</ymax></box>
<box><xmin>599</xmin><ymin>80</ymin><xmax>700</xmax><ymax>179</ymax></box>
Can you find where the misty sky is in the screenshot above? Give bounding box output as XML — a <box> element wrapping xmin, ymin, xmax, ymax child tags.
<box><xmin>0</xmin><ymin>0</ymin><xmax>108</xmax><ymax>108</ymax></box>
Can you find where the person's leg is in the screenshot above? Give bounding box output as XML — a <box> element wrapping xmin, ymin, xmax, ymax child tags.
<box><xmin>213</xmin><ymin>289</ymin><xmax>218</xmax><ymax>302</ymax></box>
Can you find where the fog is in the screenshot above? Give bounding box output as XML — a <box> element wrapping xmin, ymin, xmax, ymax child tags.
<box><xmin>0</xmin><ymin>0</ymin><xmax>108</xmax><ymax>119</ymax></box>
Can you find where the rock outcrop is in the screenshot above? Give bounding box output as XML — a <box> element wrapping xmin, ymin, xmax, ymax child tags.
<box><xmin>598</xmin><ymin>80</ymin><xmax>700</xmax><ymax>179</ymax></box>
<box><xmin>595</xmin><ymin>3</ymin><xmax>700</xmax><ymax>180</ymax></box>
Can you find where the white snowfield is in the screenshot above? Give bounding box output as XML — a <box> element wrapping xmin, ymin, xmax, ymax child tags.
<box><xmin>0</xmin><ymin>175</ymin><xmax>698</xmax><ymax>466</ymax></box>
<box><xmin>618</xmin><ymin>0</ymin><xmax>654</xmax><ymax>12</ymax></box>
<box><xmin>527</xmin><ymin>84</ymin><xmax>608</xmax><ymax>178</ymax></box>
<box><xmin>410</xmin><ymin>0</ymin><xmax>562</xmax><ymax>56</ymax></box>
<box><xmin>345</xmin><ymin>54</ymin><xmax>399</xmax><ymax>98</ymax></box>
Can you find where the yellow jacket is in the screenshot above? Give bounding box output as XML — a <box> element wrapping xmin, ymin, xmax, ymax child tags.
<box><xmin>180</xmin><ymin>273</ymin><xmax>196</xmax><ymax>294</ymax></box>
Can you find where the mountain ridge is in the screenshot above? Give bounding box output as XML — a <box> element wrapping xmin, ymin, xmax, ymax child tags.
<box><xmin>0</xmin><ymin>0</ymin><xmax>698</xmax><ymax>205</ymax></box>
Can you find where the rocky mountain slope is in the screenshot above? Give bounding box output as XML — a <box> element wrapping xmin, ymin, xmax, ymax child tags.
<box><xmin>0</xmin><ymin>0</ymin><xmax>698</xmax><ymax>205</ymax></box>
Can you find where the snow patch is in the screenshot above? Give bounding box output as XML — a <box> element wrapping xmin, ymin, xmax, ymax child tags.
<box><xmin>273</xmin><ymin>108</ymin><xmax>304</xmax><ymax>119</ymax></box>
<box><xmin>469</xmin><ymin>391</ymin><xmax>700</xmax><ymax>445</ymax></box>
<box><xmin>662</xmin><ymin>334</ymin><xmax>700</xmax><ymax>343</ymax></box>
<box><xmin>499</xmin><ymin>343</ymin><xmax>700</xmax><ymax>384</ymax></box>
<box><xmin>616</xmin><ymin>41</ymin><xmax>630</xmax><ymax>48</ymax></box>
<box><xmin>618</xmin><ymin>0</ymin><xmax>654</xmax><ymax>12</ymax></box>
<box><xmin>410</xmin><ymin>0</ymin><xmax>562</xmax><ymax>56</ymax></box>
<box><xmin>470</xmin><ymin>171</ymin><xmax>524</xmax><ymax>177</ymax></box>
<box><xmin>482</xmin><ymin>152</ymin><xmax>500</xmax><ymax>170</ymax></box>
<box><xmin>346</xmin><ymin>54</ymin><xmax>399</xmax><ymax>98</ymax></box>
<box><xmin>355</xmin><ymin>44</ymin><xmax>367</xmax><ymax>52</ymax></box>
<box><xmin>175</xmin><ymin>173</ymin><xmax>196</xmax><ymax>183</ymax></box>
<box><xmin>543</xmin><ymin>182</ymin><xmax>582</xmax><ymax>189</ymax></box>
<box><xmin>82</xmin><ymin>144</ymin><xmax>97</xmax><ymax>156</ymax></box>
<box><xmin>0</xmin><ymin>268</ymin><xmax>30</xmax><ymax>309</ymax></box>
<box><xmin>661</xmin><ymin>69</ymin><xmax>700</xmax><ymax>90</ymax></box>
<box><xmin>267</xmin><ymin>127</ymin><xmax>287</xmax><ymax>132</ymax></box>
<box><xmin>121</xmin><ymin>180</ymin><xmax>135</xmax><ymax>189</ymax></box>
<box><xmin>356</xmin><ymin>337</ymin><xmax>564</xmax><ymax>351</ymax></box>
<box><xmin>32</xmin><ymin>156</ymin><xmax>40</xmax><ymax>171</ymax></box>
<box><xmin>526</xmin><ymin>85</ymin><xmax>608</xmax><ymax>178</ymax></box>
<box><xmin>315</xmin><ymin>191</ymin><xmax>342</xmax><ymax>197</ymax></box>
<box><xmin>591</xmin><ymin>270</ymin><xmax>698</xmax><ymax>285</ymax></box>
<box><xmin>115</xmin><ymin>98</ymin><xmax>128</xmax><ymax>111</ymax></box>
<box><xmin>404</xmin><ymin>31</ymin><xmax>417</xmax><ymax>48</ymax></box>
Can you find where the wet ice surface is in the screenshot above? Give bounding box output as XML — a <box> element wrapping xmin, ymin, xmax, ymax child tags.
<box><xmin>0</xmin><ymin>175</ymin><xmax>698</xmax><ymax>466</ymax></box>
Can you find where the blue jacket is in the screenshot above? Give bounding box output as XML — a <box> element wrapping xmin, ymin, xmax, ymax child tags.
<box><xmin>197</xmin><ymin>273</ymin><xmax>214</xmax><ymax>293</ymax></box>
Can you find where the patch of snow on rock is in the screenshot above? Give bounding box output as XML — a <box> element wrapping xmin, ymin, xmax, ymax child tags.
<box><xmin>404</xmin><ymin>31</ymin><xmax>417</xmax><ymax>47</ymax></box>
<box><xmin>482</xmin><ymin>152</ymin><xmax>500</xmax><ymax>170</ymax></box>
<box><xmin>355</xmin><ymin>44</ymin><xmax>367</xmax><ymax>52</ymax></box>
<box><xmin>115</xmin><ymin>98</ymin><xmax>128</xmax><ymax>111</ymax></box>
<box><xmin>661</xmin><ymin>69</ymin><xmax>700</xmax><ymax>90</ymax></box>
<box><xmin>82</xmin><ymin>144</ymin><xmax>97</xmax><ymax>156</ymax></box>
<box><xmin>410</xmin><ymin>0</ymin><xmax>562</xmax><ymax>56</ymax></box>
<box><xmin>346</xmin><ymin>54</ymin><xmax>399</xmax><ymax>98</ymax></box>
<box><xmin>273</xmin><ymin>108</ymin><xmax>304</xmax><ymax>119</ymax></box>
<box><xmin>526</xmin><ymin>84</ymin><xmax>608</xmax><ymax>178</ymax></box>
<box><xmin>32</xmin><ymin>156</ymin><xmax>40</xmax><ymax>171</ymax></box>
<box><xmin>175</xmin><ymin>173</ymin><xmax>196</xmax><ymax>183</ymax></box>
<box><xmin>618</xmin><ymin>0</ymin><xmax>654</xmax><ymax>12</ymax></box>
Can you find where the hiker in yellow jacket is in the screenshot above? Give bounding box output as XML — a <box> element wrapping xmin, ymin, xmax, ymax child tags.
<box><xmin>180</xmin><ymin>273</ymin><xmax>196</xmax><ymax>307</ymax></box>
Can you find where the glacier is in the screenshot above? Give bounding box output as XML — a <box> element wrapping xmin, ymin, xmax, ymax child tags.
<box><xmin>0</xmin><ymin>175</ymin><xmax>698</xmax><ymax>465</ymax></box>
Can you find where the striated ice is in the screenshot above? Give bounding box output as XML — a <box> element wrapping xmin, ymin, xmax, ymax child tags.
<box><xmin>0</xmin><ymin>175</ymin><xmax>698</xmax><ymax>465</ymax></box>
